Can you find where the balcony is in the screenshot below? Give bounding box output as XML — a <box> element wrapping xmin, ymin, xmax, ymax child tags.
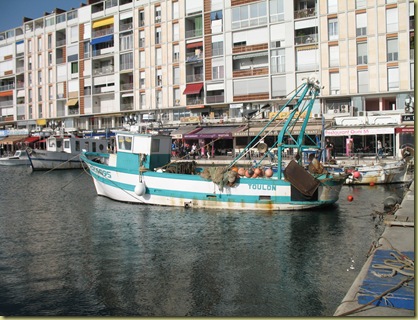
<box><xmin>187</xmin><ymin>97</ymin><xmax>203</xmax><ymax>105</ymax></box>
<box><xmin>0</xmin><ymin>83</ymin><xmax>14</xmax><ymax>91</ymax></box>
<box><xmin>0</xmin><ymin>100</ymin><xmax>13</xmax><ymax>107</ymax></box>
<box><xmin>120</xmin><ymin>103</ymin><xmax>134</xmax><ymax>111</ymax></box>
<box><xmin>93</xmin><ymin>65</ymin><xmax>114</xmax><ymax>76</ymax></box>
<box><xmin>120</xmin><ymin>22</ymin><xmax>133</xmax><ymax>32</ymax></box>
<box><xmin>120</xmin><ymin>82</ymin><xmax>133</xmax><ymax>90</ymax></box>
<box><xmin>185</xmin><ymin>29</ymin><xmax>203</xmax><ymax>39</ymax></box>
<box><xmin>186</xmin><ymin>73</ymin><xmax>203</xmax><ymax>82</ymax></box>
<box><xmin>186</xmin><ymin>52</ymin><xmax>203</xmax><ymax>63</ymax></box>
<box><xmin>68</xmin><ymin>108</ymin><xmax>79</xmax><ymax>115</ymax></box>
<box><xmin>92</xmin><ymin>27</ymin><xmax>114</xmax><ymax>38</ymax></box>
<box><xmin>294</xmin><ymin>8</ymin><xmax>316</xmax><ymax>19</ymax></box>
<box><xmin>295</xmin><ymin>33</ymin><xmax>318</xmax><ymax>45</ymax></box>
<box><xmin>206</xmin><ymin>95</ymin><xmax>224</xmax><ymax>104</ymax></box>
<box><xmin>56</xmin><ymin>39</ymin><xmax>66</xmax><ymax>47</ymax></box>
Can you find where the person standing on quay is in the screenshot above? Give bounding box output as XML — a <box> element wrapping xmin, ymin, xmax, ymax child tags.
<box><xmin>325</xmin><ymin>138</ymin><xmax>334</xmax><ymax>162</ymax></box>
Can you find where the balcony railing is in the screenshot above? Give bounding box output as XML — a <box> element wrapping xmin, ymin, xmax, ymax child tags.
<box><xmin>0</xmin><ymin>83</ymin><xmax>14</xmax><ymax>91</ymax></box>
<box><xmin>92</xmin><ymin>47</ymin><xmax>115</xmax><ymax>57</ymax></box>
<box><xmin>186</xmin><ymin>52</ymin><xmax>203</xmax><ymax>63</ymax></box>
<box><xmin>0</xmin><ymin>100</ymin><xmax>13</xmax><ymax>107</ymax></box>
<box><xmin>68</xmin><ymin>108</ymin><xmax>79</xmax><ymax>115</ymax></box>
<box><xmin>92</xmin><ymin>27</ymin><xmax>114</xmax><ymax>38</ymax></box>
<box><xmin>411</xmin><ymin>49</ymin><xmax>415</xmax><ymax>60</ymax></box>
<box><xmin>56</xmin><ymin>39</ymin><xmax>66</xmax><ymax>47</ymax></box>
<box><xmin>294</xmin><ymin>8</ymin><xmax>316</xmax><ymax>19</ymax></box>
<box><xmin>120</xmin><ymin>82</ymin><xmax>133</xmax><ymax>90</ymax></box>
<box><xmin>93</xmin><ymin>65</ymin><xmax>114</xmax><ymax>76</ymax></box>
<box><xmin>295</xmin><ymin>33</ymin><xmax>318</xmax><ymax>45</ymax></box>
<box><xmin>206</xmin><ymin>95</ymin><xmax>224</xmax><ymax>104</ymax></box>
<box><xmin>120</xmin><ymin>103</ymin><xmax>134</xmax><ymax>111</ymax></box>
<box><xmin>120</xmin><ymin>23</ymin><xmax>133</xmax><ymax>32</ymax></box>
<box><xmin>187</xmin><ymin>97</ymin><xmax>203</xmax><ymax>105</ymax></box>
<box><xmin>186</xmin><ymin>73</ymin><xmax>203</xmax><ymax>82</ymax></box>
<box><xmin>185</xmin><ymin>29</ymin><xmax>203</xmax><ymax>39</ymax></box>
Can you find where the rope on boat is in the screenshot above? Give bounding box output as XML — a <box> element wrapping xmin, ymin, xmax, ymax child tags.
<box><xmin>42</xmin><ymin>153</ymin><xmax>82</xmax><ymax>175</ymax></box>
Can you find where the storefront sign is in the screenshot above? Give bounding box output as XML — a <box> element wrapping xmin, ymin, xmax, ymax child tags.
<box><xmin>325</xmin><ymin>127</ymin><xmax>394</xmax><ymax>136</ymax></box>
<box><xmin>401</xmin><ymin>114</ymin><xmax>414</xmax><ymax>122</ymax></box>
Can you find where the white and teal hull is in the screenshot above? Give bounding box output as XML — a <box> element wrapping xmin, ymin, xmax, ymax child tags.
<box><xmin>83</xmin><ymin>156</ymin><xmax>345</xmax><ymax>211</ymax></box>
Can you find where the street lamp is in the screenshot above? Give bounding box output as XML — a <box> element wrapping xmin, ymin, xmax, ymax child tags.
<box><xmin>124</xmin><ymin>114</ymin><xmax>138</xmax><ymax>126</ymax></box>
<box><xmin>405</xmin><ymin>95</ymin><xmax>414</xmax><ymax>113</ymax></box>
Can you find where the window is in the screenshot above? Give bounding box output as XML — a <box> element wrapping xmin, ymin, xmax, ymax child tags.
<box><xmin>329</xmin><ymin>45</ymin><xmax>339</xmax><ymax>67</ymax></box>
<box><xmin>156</xmin><ymin>69</ymin><xmax>162</xmax><ymax>86</ymax></box>
<box><xmin>38</xmin><ymin>71</ymin><xmax>42</xmax><ymax>84</ymax></box>
<box><xmin>387</xmin><ymin>38</ymin><xmax>398</xmax><ymax>61</ymax></box>
<box><xmin>212</xmin><ymin>41</ymin><xmax>223</xmax><ymax>56</ymax></box>
<box><xmin>328</xmin><ymin>0</ymin><xmax>337</xmax><ymax>14</ymax></box>
<box><xmin>140</xmin><ymin>71</ymin><xmax>145</xmax><ymax>88</ymax></box>
<box><xmin>47</xmin><ymin>34</ymin><xmax>52</xmax><ymax>49</ymax></box>
<box><xmin>328</xmin><ymin>18</ymin><xmax>338</xmax><ymax>40</ymax></box>
<box><xmin>330</xmin><ymin>72</ymin><xmax>340</xmax><ymax>94</ymax></box>
<box><xmin>172</xmin><ymin>23</ymin><xmax>179</xmax><ymax>41</ymax></box>
<box><xmin>120</xmin><ymin>34</ymin><xmax>133</xmax><ymax>51</ymax></box>
<box><xmin>173</xmin><ymin>45</ymin><xmax>180</xmax><ymax>62</ymax></box>
<box><xmin>84</xmin><ymin>42</ymin><xmax>90</xmax><ymax>59</ymax></box>
<box><xmin>140</xmin><ymin>93</ymin><xmax>146</xmax><ymax>108</ymax></box>
<box><xmin>388</xmin><ymin>67</ymin><xmax>399</xmax><ymax>90</ymax></box>
<box><xmin>139</xmin><ymin>31</ymin><xmax>145</xmax><ymax>48</ymax></box>
<box><xmin>271</xmin><ymin>48</ymin><xmax>285</xmax><ymax>73</ymax></box>
<box><xmin>212</xmin><ymin>65</ymin><xmax>224</xmax><ymax>80</ymax></box>
<box><xmin>210</xmin><ymin>10</ymin><xmax>223</xmax><ymax>33</ymax></box>
<box><xmin>71</xmin><ymin>62</ymin><xmax>78</xmax><ymax>74</ymax></box>
<box><xmin>28</xmin><ymin>40</ymin><xmax>32</xmax><ymax>53</ymax></box>
<box><xmin>28</xmin><ymin>89</ymin><xmax>32</xmax><ymax>103</ymax></box>
<box><xmin>155</xmin><ymin>6</ymin><xmax>161</xmax><ymax>23</ymax></box>
<box><xmin>120</xmin><ymin>52</ymin><xmax>133</xmax><ymax>70</ymax></box>
<box><xmin>38</xmin><ymin>54</ymin><xmax>42</xmax><ymax>68</ymax></box>
<box><xmin>28</xmin><ymin>72</ymin><xmax>32</xmax><ymax>86</ymax></box>
<box><xmin>357</xmin><ymin>42</ymin><xmax>367</xmax><ymax>65</ymax></box>
<box><xmin>156</xmin><ymin>48</ymin><xmax>162</xmax><ymax>65</ymax></box>
<box><xmin>386</xmin><ymin>8</ymin><xmax>398</xmax><ymax>33</ymax></box>
<box><xmin>174</xmin><ymin>88</ymin><xmax>180</xmax><ymax>106</ymax></box>
<box><xmin>38</xmin><ymin>87</ymin><xmax>43</xmax><ymax>101</ymax></box>
<box><xmin>357</xmin><ymin>70</ymin><xmax>368</xmax><ymax>93</ymax></box>
<box><xmin>173</xmin><ymin>67</ymin><xmax>180</xmax><ymax>84</ymax></box>
<box><xmin>156</xmin><ymin>90</ymin><xmax>162</xmax><ymax>108</ymax></box>
<box><xmin>38</xmin><ymin>37</ymin><xmax>42</xmax><ymax>51</ymax></box>
<box><xmin>139</xmin><ymin>10</ymin><xmax>145</xmax><ymax>26</ymax></box>
<box><xmin>356</xmin><ymin>13</ymin><xmax>367</xmax><ymax>36</ymax></box>
<box><xmin>139</xmin><ymin>51</ymin><xmax>145</xmax><ymax>68</ymax></box>
<box><xmin>269</xmin><ymin>0</ymin><xmax>284</xmax><ymax>22</ymax></box>
<box><xmin>232</xmin><ymin>2</ymin><xmax>267</xmax><ymax>30</ymax></box>
<box><xmin>172</xmin><ymin>2</ymin><xmax>179</xmax><ymax>19</ymax></box>
<box><xmin>155</xmin><ymin>27</ymin><xmax>161</xmax><ymax>44</ymax></box>
<box><xmin>356</xmin><ymin>0</ymin><xmax>366</xmax><ymax>9</ymax></box>
<box><xmin>38</xmin><ymin>104</ymin><xmax>43</xmax><ymax>118</ymax></box>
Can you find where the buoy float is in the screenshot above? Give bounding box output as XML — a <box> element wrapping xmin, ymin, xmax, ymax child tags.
<box><xmin>352</xmin><ymin>171</ymin><xmax>361</xmax><ymax>179</ymax></box>
<box><xmin>264</xmin><ymin>168</ymin><xmax>273</xmax><ymax>177</ymax></box>
<box><xmin>254</xmin><ymin>168</ymin><xmax>261</xmax><ymax>176</ymax></box>
<box><xmin>369</xmin><ymin>181</ymin><xmax>375</xmax><ymax>186</ymax></box>
<box><xmin>248</xmin><ymin>168</ymin><xmax>254</xmax><ymax>176</ymax></box>
<box><xmin>238</xmin><ymin>167</ymin><xmax>245</xmax><ymax>176</ymax></box>
<box><xmin>245</xmin><ymin>170</ymin><xmax>252</xmax><ymax>178</ymax></box>
<box><xmin>134</xmin><ymin>181</ymin><xmax>146</xmax><ymax>196</ymax></box>
<box><xmin>347</xmin><ymin>195</ymin><xmax>354</xmax><ymax>202</ymax></box>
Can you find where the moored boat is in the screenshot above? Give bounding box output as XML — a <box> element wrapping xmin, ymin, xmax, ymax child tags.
<box><xmin>81</xmin><ymin>77</ymin><xmax>348</xmax><ymax>211</ymax></box>
<box><xmin>27</xmin><ymin>135</ymin><xmax>110</xmax><ymax>171</ymax></box>
<box><xmin>0</xmin><ymin>149</ymin><xmax>31</xmax><ymax>166</ymax></box>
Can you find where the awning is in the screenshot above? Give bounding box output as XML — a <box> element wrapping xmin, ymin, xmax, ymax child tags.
<box><xmin>66</xmin><ymin>98</ymin><xmax>79</xmax><ymax>107</ymax></box>
<box><xmin>170</xmin><ymin>126</ymin><xmax>199</xmax><ymax>139</ymax></box>
<box><xmin>233</xmin><ymin>124</ymin><xmax>323</xmax><ymax>137</ymax></box>
<box><xmin>233</xmin><ymin>51</ymin><xmax>268</xmax><ymax>60</ymax></box>
<box><xmin>395</xmin><ymin>127</ymin><xmax>414</xmax><ymax>133</ymax></box>
<box><xmin>325</xmin><ymin>127</ymin><xmax>395</xmax><ymax>137</ymax></box>
<box><xmin>186</xmin><ymin>41</ymin><xmax>203</xmax><ymax>49</ymax></box>
<box><xmin>91</xmin><ymin>35</ymin><xmax>113</xmax><ymax>45</ymax></box>
<box><xmin>183</xmin><ymin>83</ymin><xmax>203</xmax><ymax>95</ymax></box>
<box><xmin>92</xmin><ymin>17</ymin><xmax>114</xmax><ymax>28</ymax></box>
<box><xmin>24</xmin><ymin>136</ymin><xmax>40</xmax><ymax>144</ymax></box>
<box><xmin>0</xmin><ymin>135</ymin><xmax>27</xmax><ymax>144</ymax></box>
<box><xmin>184</xmin><ymin>126</ymin><xmax>243</xmax><ymax>139</ymax></box>
<box><xmin>186</xmin><ymin>105</ymin><xmax>205</xmax><ymax>109</ymax></box>
<box><xmin>0</xmin><ymin>90</ymin><xmax>13</xmax><ymax>97</ymax></box>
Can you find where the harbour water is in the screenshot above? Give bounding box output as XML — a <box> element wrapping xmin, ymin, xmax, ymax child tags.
<box><xmin>0</xmin><ymin>165</ymin><xmax>408</xmax><ymax>316</ymax></box>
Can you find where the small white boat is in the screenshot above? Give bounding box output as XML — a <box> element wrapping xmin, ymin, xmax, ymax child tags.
<box><xmin>0</xmin><ymin>149</ymin><xmax>31</xmax><ymax>166</ymax></box>
<box><xmin>344</xmin><ymin>159</ymin><xmax>412</xmax><ymax>185</ymax></box>
<box><xmin>28</xmin><ymin>136</ymin><xmax>110</xmax><ymax>171</ymax></box>
<box><xmin>81</xmin><ymin>77</ymin><xmax>348</xmax><ymax>211</ymax></box>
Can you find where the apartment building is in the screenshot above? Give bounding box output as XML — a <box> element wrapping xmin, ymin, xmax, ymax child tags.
<box><xmin>0</xmin><ymin>0</ymin><xmax>414</xmax><ymax>154</ymax></box>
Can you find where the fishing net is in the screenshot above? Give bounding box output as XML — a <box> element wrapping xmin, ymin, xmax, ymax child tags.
<box><xmin>200</xmin><ymin>167</ymin><xmax>238</xmax><ymax>191</ymax></box>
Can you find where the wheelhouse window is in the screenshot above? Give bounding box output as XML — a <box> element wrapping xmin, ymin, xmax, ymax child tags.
<box><xmin>118</xmin><ymin>135</ymin><xmax>132</xmax><ymax>151</ymax></box>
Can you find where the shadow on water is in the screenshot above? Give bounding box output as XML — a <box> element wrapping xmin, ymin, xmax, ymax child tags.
<box><xmin>0</xmin><ymin>166</ymin><xmax>411</xmax><ymax>316</ymax></box>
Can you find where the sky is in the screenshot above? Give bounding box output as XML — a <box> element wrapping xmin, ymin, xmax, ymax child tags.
<box><xmin>0</xmin><ymin>0</ymin><xmax>84</xmax><ymax>32</ymax></box>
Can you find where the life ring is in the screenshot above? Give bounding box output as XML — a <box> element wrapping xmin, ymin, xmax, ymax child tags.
<box><xmin>401</xmin><ymin>146</ymin><xmax>414</xmax><ymax>159</ymax></box>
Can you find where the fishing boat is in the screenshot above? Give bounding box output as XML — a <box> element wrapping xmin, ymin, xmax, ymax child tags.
<box><xmin>343</xmin><ymin>158</ymin><xmax>413</xmax><ymax>185</ymax></box>
<box><xmin>80</xmin><ymin>77</ymin><xmax>347</xmax><ymax>211</ymax></box>
<box><xmin>0</xmin><ymin>149</ymin><xmax>31</xmax><ymax>166</ymax></box>
<box><xmin>27</xmin><ymin>135</ymin><xmax>110</xmax><ymax>171</ymax></box>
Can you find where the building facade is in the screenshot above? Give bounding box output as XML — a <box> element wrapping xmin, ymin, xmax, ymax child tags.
<box><xmin>0</xmin><ymin>0</ymin><xmax>414</xmax><ymax>155</ymax></box>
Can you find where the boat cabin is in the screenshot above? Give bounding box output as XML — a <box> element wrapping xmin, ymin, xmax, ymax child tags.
<box><xmin>112</xmin><ymin>132</ymin><xmax>171</xmax><ymax>171</ymax></box>
<box><xmin>46</xmin><ymin>136</ymin><xmax>108</xmax><ymax>154</ymax></box>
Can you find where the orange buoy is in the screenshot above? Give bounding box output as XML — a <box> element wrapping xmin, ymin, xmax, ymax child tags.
<box><xmin>264</xmin><ymin>168</ymin><xmax>273</xmax><ymax>177</ymax></box>
<box><xmin>369</xmin><ymin>181</ymin><xmax>375</xmax><ymax>186</ymax></box>
<box><xmin>347</xmin><ymin>195</ymin><xmax>354</xmax><ymax>202</ymax></box>
<box><xmin>353</xmin><ymin>171</ymin><xmax>361</xmax><ymax>179</ymax></box>
<box><xmin>238</xmin><ymin>167</ymin><xmax>245</xmax><ymax>176</ymax></box>
<box><xmin>231</xmin><ymin>166</ymin><xmax>239</xmax><ymax>172</ymax></box>
<box><xmin>254</xmin><ymin>168</ymin><xmax>261</xmax><ymax>176</ymax></box>
<box><xmin>245</xmin><ymin>170</ymin><xmax>252</xmax><ymax>178</ymax></box>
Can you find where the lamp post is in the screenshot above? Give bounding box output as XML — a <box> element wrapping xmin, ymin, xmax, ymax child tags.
<box><xmin>123</xmin><ymin>114</ymin><xmax>138</xmax><ymax>126</ymax></box>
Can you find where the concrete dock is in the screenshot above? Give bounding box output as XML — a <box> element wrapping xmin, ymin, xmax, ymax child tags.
<box><xmin>334</xmin><ymin>180</ymin><xmax>415</xmax><ymax>317</ymax></box>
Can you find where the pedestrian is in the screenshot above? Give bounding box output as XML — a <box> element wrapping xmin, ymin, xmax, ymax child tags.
<box><xmin>377</xmin><ymin>140</ymin><xmax>383</xmax><ymax>158</ymax></box>
<box><xmin>325</xmin><ymin>138</ymin><xmax>334</xmax><ymax>161</ymax></box>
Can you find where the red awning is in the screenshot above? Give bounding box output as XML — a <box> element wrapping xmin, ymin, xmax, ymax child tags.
<box><xmin>183</xmin><ymin>83</ymin><xmax>203</xmax><ymax>95</ymax></box>
<box><xmin>186</xmin><ymin>41</ymin><xmax>203</xmax><ymax>49</ymax></box>
<box><xmin>395</xmin><ymin>127</ymin><xmax>414</xmax><ymax>133</ymax></box>
<box><xmin>24</xmin><ymin>136</ymin><xmax>40</xmax><ymax>144</ymax></box>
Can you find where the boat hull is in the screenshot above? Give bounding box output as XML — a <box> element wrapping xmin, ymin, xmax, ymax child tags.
<box><xmin>344</xmin><ymin>161</ymin><xmax>411</xmax><ymax>185</ymax></box>
<box><xmin>28</xmin><ymin>150</ymin><xmax>82</xmax><ymax>170</ymax></box>
<box><xmin>82</xmin><ymin>155</ymin><xmax>345</xmax><ymax>211</ymax></box>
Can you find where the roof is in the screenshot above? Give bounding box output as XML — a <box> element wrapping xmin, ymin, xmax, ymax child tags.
<box><xmin>0</xmin><ymin>135</ymin><xmax>27</xmax><ymax>144</ymax></box>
